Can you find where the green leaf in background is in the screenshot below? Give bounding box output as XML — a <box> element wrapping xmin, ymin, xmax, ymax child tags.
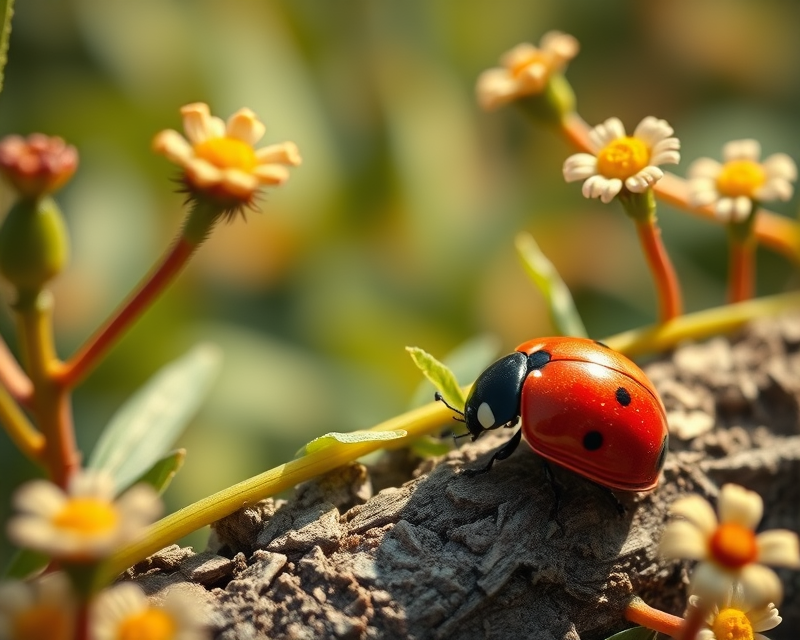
<box><xmin>3</xmin><ymin>548</ymin><xmax>49</xmax><ymax>580</ymax></box>
<box><xmin>123</xmin><ymin>448</ymin><xmax>186</xmax><ymax>496</ymax></box>
<box><xmin>410</xmin><ymin>434</ymin><xmax>452</xmax><ymax>458</ymax></box>
<box><xmin>299</xmin><ymin>429</ymin><xmax>408</xmax><ymax>457</ymax></box>
<box><xmin>604</xmin><ymin>627</ymin><xmax>660</xmax><ymax>640</ymax></box>
<box><xmin>515</xmin><ymin>231</ymin><xmax>587</xmax><ymax>338</ymax></box>
<box><xmin>0</xmin><ymin>0</ymin><xmax>14</xmax><ymax>96</ymax></box>
<box><xmin>87</xmin><ymin>343</ymin><xmax>222</xmax><ymax>493</ymax></box>
<box><xmin>406</xmin><ymin>346</ymin><xmax>466</xmax><ymax>411</ymax></box>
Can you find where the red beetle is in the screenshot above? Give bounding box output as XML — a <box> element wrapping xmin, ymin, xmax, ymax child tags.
<box><xmin>446</xmin><ymin>337</ymin><xmax>669</xmax><ymax>492</ymax></box>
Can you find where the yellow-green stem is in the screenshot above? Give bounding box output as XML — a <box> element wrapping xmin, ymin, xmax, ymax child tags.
<box><xmin>0</xmin><ymin>381</ymin><xmax>44</xmax><ymax>461</ymax></box>
<box><xmin>16</xmin><ymin>290</ymin><xmax>77</xmax><ymax>487</ymax></box>
<box><xmin>101</xmin><ymin>289</ymin><xmax>800</xmax><ymax>584</ymax></box>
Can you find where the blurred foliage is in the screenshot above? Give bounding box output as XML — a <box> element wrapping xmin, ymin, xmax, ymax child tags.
<box><xmin>1</xmin><ymin>0</ymin><xmax>799</xmax><ymax>560</ymax></box>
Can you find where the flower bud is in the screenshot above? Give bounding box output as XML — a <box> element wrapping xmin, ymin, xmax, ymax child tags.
<box><xmin>0</xmin><ymin>134</ymin><xmax>78</xmax><ymax>198</ymax></box>
<box><xmin>0</xmin><ymin>196</ymin><xmax>70</xmax><ymax>293</ymax></box>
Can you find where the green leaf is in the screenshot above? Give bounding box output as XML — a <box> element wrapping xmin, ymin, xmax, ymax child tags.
<box><xmin>87</xmin><ymin>343</ymin><xmax>222</xmax><ymax>493</ymax></box>
<box><xmin>299</xmin><ymin>429</ymin><xmax>408</xmax><ymax>456</ymax></box>
<box><xmin>123</xmin><ymin>448</ymin><xmax>186</xmax><ymax>496</ymax></box>
<box><xmin>604</xmin><ymin>627</ymin><xmax>659</xmax><ymax>640</ymax></box>
<box><xmin>515</xmin><ymin>231</ymin><xmax>587</xmax><ymax>338</ymax></box>
<box><xmin>0</xmin><ymin>0</ymin><xmax>14</xmax><ymax>97</ymax></box>
<box><xmin>406</xmin><ymin>346</ymin><xmax>466</xmax><ymax>411</ymax></box>
<box><xmin>3</xmin><ymin>548</ymin><xmax>48</xmax><ymax>580</ymax></box>
<box><xmin>410</xmin><ymin>435</ymin><xmax>452</xmax><ymax>458</ymax></box>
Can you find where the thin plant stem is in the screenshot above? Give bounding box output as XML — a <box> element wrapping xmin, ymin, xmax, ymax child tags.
<box><xmin>624</xmin><ymin>597</ymin><xmax>683</xmax><ymax>636</ymax></box>
<box><xmin>0</xmin><ymin>380</ymin><xmax>43</xmax><ymax>460</ymax></box>
<box><xmin>100</xmin><ymin>289</ymin><xmax>799</xmax><ymax>584</ymax></box>
<box><xmin>17</xmin><ymin>291</ymin><xmax>78</xmax><ymax>487</ymax></box>
<box><xmin>0</xmin><ymin>336</ymin><xmax>33</xmax><ymax>405</ymax></box>
<box><xmin>728</xmin><ymin>234</ymin><xmax>756</xmax><ymax>303</ymax></box>
<box><xmin>634</xmin><ymin>214</ymin><xmax>683</xmax><ymax>322</ymax></box>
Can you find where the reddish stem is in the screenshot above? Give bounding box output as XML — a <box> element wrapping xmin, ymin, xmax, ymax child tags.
<box><xmin>624</xmin><ymin>597</ymin><xmax>684</xmax><ymax>636</ymax></box>
<box><xmin>728</xmin><ymin>235</ymin><xmax>755</xmax><ymax>304</ymax></box>
<box><xmin>635</xmin><ymin>217</ymin><xmax>683</xmax><ymax>322</ymax></box>
<box><xmin>57</xmin><ymin>236</ymin><xmax>198</xmax><ymax>389</ymax></box>
<box><xmin>0</xmin><ymin>336</ymin><xmax>33</xmax><ymax>405</ymax></box>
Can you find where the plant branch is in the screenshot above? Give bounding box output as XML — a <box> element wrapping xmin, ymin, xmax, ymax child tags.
<box><xmin>634</xmin><ymin>215</ymin><xmax>683</xmax><ymax>322</ymax></box>
<box><xmin>0</xmin><ymin>380</ymin><xmax>43</xmax><ymax>460</ymax></box>
<box><xmin>728</xmin><ymin>234</ymin><xmax>756</xmax><ymax>303</ymax></box>
<box><xmin>0</xmin><ymin>334</ymin><xmax>33</xmax><ymax>405</ymax></box>
<box><xmin>624</xmin><ymin>597</ymin><xmax>683</xmax><ymax>636</ymax></box>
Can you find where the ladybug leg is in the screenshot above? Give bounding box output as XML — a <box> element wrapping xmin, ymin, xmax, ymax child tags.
<box><xmin>594</xmin><ymin>484</ymin><xmax>626</xmax><ymax>517</ymax></box>
<box><xmin>462</xmin><ymin>428</ymin><xmax>522</xmax><ymax>477</ymax></box>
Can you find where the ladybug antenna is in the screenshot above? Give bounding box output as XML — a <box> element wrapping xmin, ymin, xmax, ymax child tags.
<box><xmin>434</xmin><ymin>391</ymin><xmax>465</xmax><ymax>421</ymax></box>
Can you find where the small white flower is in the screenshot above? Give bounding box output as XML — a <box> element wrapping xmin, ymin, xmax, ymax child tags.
<box><xmin>563</xmin><ymin>116</ymin><xmax>680</xmax><ymax>203</ymax></box>
<box><xmin>91</xmin><ymin>582</ymin><xmax>209</xmax><ymax>640</ymax></box>
<box><xmin>687</xmin><ymin>139</ymin><xmax>797</xmax><ymax>223</ymax></box>
<box><xmin>659</xmin><ymin>484</ymin><xmax>800</xmax><ymax>607</ymax></box>
<box><xmin>153</xmin><ymin>102</ymin><xmax>301</xmax><ymax>210</ymax></box>
<box><xmin>476</xmin><ymin>31</ymin><xmax>579</xmax><ymax>111</ymax></box>
<box><xmin>0</xmin><ymin>573</ymin><xmax>75</xmax><ymax>640</ymax></box>
<box><xmin>7</xmin><ymin>470</ymin><xmax>162</xmax><ymax>562</ymax></box>
<box><xmin>692</xmin><ymin>585</ymin><xmax>782</xmax><ymax>640</ymax></box>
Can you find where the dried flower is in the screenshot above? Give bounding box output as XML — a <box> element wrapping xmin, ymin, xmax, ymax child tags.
<box><xmin>476</xmin><ymin>32</ymin><xmax>579</xmax><ymax>111</ymax></box>
<box><xmin>687</xmin><ymin>139</ymin><xmax>797</xmax><ymax>223</ymax></box>
<box><xmin>90</xmin><ymin>583</ymin><xmax>208</xmax><ymax>640</ymax></box>
<box><xmin>563</xmin><ymin>116</ymin><xmax>680</xmax><ymax>203</ymax></box>
<box><xmin>152</xmin><ymin>102</ymin><xmax>301</xmax><ymax>213</ymax></box>
<box><xmin>0</xmin><ymin>573</ymin><xmax>75</xmax><ymax>640</ymax></box>
<box><xmin>659</xmin><ymin>484</ymin><xmax>800</xmax><ymax>607</ymax></box>
<box><xmin>0</xmin><ymin>134</ymin><xmax>78</xmax><ymax>198</ymax></box>
<box><xmin>7</xmin><ymin>470</ymin><xmax>162</xmax><ymax>562</ymax></box>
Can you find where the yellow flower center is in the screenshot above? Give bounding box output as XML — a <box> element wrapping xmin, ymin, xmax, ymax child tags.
<box><xmin>118</xmin><ymin>608</ymin><xmax>177</xmax><ymax>640</ymax></box>
<box><xmin>596</xmin><ymin>137</ymin><xmax>651</xmax><ymax>180</ymax></box>
<box><xmin>711</xmin><ymin>608</ymin><xmax>754</xmax><ymax>640</ymax></box>
<box><xmin>715</xmin><ymin>160</ymin><xmax>766</xmax><ymax>198</ymax></box>
<box><xmin>709</xmin><ymin>522</ymin><xmax>758</xmax><ymax>569</ymax></box>
<box><xmin>13</xmin><ymin>605</ymin><xmax>72</xmax><ymax>640</ymax></box>
<box><xmin>52</xmin><ymin>497</ymin><xmax>119</xmax><ymax>536</ymax></box>
<box><xmin>194</xmin><ymin>137</ymin><xmax>258</xmax><ymax>172</ymax></box>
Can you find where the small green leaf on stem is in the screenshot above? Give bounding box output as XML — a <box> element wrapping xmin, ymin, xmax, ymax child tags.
<box><xmin>87</xmin><ymin>343</ymin><xmax>222</xmax><ymax>493</ymax></box>
<box><xmin>3</xmin><ymin>548</ymin><xmax>49</xmax><ymax>580</ymax></box>
<box><xmin>515</xmin><ymin>232</ymin><xmax>587</xmax><ymax>338</ymax></box>
<box><xmin>124</xmin><ymin>448</ymin><xmax>186</xmax><ymax>496</ymax></box>
<box><xmin>299</xmin><ymin>429</ymin><xmax>408</xmax><ymax>456</ymax></box>
<box><xmin>0</xmin><ymin>0</ymin><xmax>13</xmax><ymax>97</ymax></box>
<box><xmin>406</xmin><ymin>346</ymin><xmax>466</xmax><ymax>411</ymax></box>
<box><xmin>603</xmin><ymin>627</ymin><xmax>660</xmax><ymax>640</ymax></box>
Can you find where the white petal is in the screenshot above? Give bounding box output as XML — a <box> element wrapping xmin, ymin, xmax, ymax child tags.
<box><xmin>755</xmin><ymin>178</ymin><xmax>794</xmax><ymax>202</ymax></box>
<box><xmin>718</xmin><ymin>484</ymin><xmax>763</xmax><ymax>529</ymax></box>
<box><xmin>762</xmin><ymin>152</ymin><xmax>797</xmax><ymax>181</ymax></box>
<box><xmin>625</xmin><ymin>166</ymin><xmax>663</xmax><ymax>192</ymax></box>
<box><xmin>731</xmin><ymin>196</ymin><xmax>754</xmax><ymax>222</ymax></box>
<box><xmin>257</xmin><ymin>142</ymin><xmax>302</xmax><ymax>166</ymax></box>
<box><xmin>185</xmin><ymin>158</ymin><xmax>223</xmax><ymax>188</ymax></box>
<box><xmin>253</xmin><ymin>164</ymin><xmax>290</xmax><ymax>186</ymax></box>
<box><xmin>756</xmin><ymin>530</ymin><xmax>800</xmax><ymax>567</ymax></box>
<box><xmin>540</xmin><ymin>31</ymin><xmax>579</xmax><ymax>62</ymax></box>
<box><xmin>69</xmin><ymin>470</ymin><xmax>116</xmax><ymax>500</ymax></box>
<box><xmin>152</xmin><ymin>130</ymin><xmax>194</xmax><ymax>165</ymax></box>
<box><xmin>658</xmin><ymin>520</ymin><xmax>709</xmax><ymax>560</ymax></box>
<box><xmin>180</xmin><ymin>103</ymin><xmax>214</xmax><ymax>145</ymax></box>
<box><xmin>0</xmin><ymin>580</ymin><xmax>35</xmax><ymax>614</ymax></box>
<box><xmin>517</xmin><ymin>63</ymin><xmax>548</xmax><ymax>93</ymax></box>
<box><xmin>669</xmin><ymin>495</ymin><xmax>719</xmax><ymax>535</ymax></box>
<box><xmin>500</xmin><ymin>43</ymin><xmax>538</xmax><ymax>70</ymax></box>
<box><xmin>723</xmin><ymin>139</ymin><xmax>761</xmax><ymax>162</ymax></box>
<box><xmin>689</xmin><ymin>561</ymin><xmax>736</xmax><ymax>602</ymax></box>
<box><xmin>582</xmin><ymin>175</ymin><xmax>621</xmax><ymax>203</ymax></box>
<box><xmin>91</xmin><ymin>582</ymin><xmax>149</xmax><ymax>640</ymax></box>
<box><xmin>220</xmin><ymin>169</ymin><xmax>260</xmax><ymax>198</ymax></box>
<box><xmin>650</xmin><ymin>138</ymin><xmax>681</xmax><ymax>166</ymax></box>
<box><xmin>116</xmin><ymin>484</ymin><xmax>162</xmax><ymax>530</ymax></box>
<box><xmin>748</xmin><ymin>603</ymin><xmax>782</xmax><ymax>632</ymax></box>
<box><xmin>714</xmin><ymin>197</ymin><xmax>736</xmax><ymax>221</ymax></box>
<box><xmin>13</xmin><ymin>480</ymin><xmax>65</xmax><ymax>517</ymax></box>
<box><xmin>589</xmin><ymin>118</ymin><xmax>626</xmax><ymax>152</ymax></box>
<box><xmin>226</xmin><ymin>108</ymin><xmax>266</xmax><ymax>146</ymax></box>
<box><xmin>563</xmin><ymin>153</ymin><xmax>598</xmax><ymax>182</ymax></box>
<box><xmin>738</xmin><ymin>564</ymin><xmax>783</xmax><ymax>607</ymax></box>
<box><xmin>476</xmin><ymin>69</ymin><xmax>518</xmax><ymax>111</ymax></box>
<box><xmin>687</xmin><ymin>179</ymin><xmax>720</xmax><ymax>207</ymax></box>
<box><xmin>687</xmin><ymin>157</ymin><xmax>723</xmax><ymax>180</ymax></box>
<box><xmin>633</xmin><ymin>116</ymin><xmax>674</xmax><ymax>148</ymax></box>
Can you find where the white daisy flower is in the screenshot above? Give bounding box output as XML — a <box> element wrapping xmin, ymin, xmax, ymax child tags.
<box><xmin>687</xmin><ymin>139</ymin><xmax>797</xmax><ymax>223</ymax></box>
<box><xmin>91</xmin><ymin>582</ymin><xmax>208</xmax><ymax>640</ymax></box>
<box><xmin>476</xmin><ymin>31</ymin><xmax>580</xmax><ymax>111</ymax></box>
<box><xmin>0</xmin><ymin>573</ymin><xmax>75</xmax><ymax>640</ymax></box>
<box><xmin>563</xmin><ymin>116</ymin><xmax>680</xmax><ymax>203</ymax></box>
<box><xmin>659</xmin><ymin>484</ymin><xmax>800</xmax><ymax>607</ymax></box>
<box><xmin>692</xmin><ymin>585</ymin><xmax>782</xmax><ymax>640</ymax></box>
<box><xmin>7</xmin><ymin>470</ymin><xmax>162</xmax><ymax>562</ymax></box>
<box><xmin>152</xmin><ymin>102</ymin><xmax>301</xmax><ymax>211</ymax></box>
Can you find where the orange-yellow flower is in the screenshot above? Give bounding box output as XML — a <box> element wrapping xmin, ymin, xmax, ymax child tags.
<box><xmin>153</xmin><ymin>103</ymin><xmax>301</xmax><ymax>209</ymax></box>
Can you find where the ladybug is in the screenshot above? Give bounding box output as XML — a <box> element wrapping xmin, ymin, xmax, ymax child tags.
<box><xmin>441</xmin><ymin>337</ymin><xmax>669</xmax><ymax>492</ymax></box>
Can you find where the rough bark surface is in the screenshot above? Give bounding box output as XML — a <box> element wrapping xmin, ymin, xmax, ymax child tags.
<box><xmin>127</xmin><ymin>316</ymin><xmax>800</xmax><ymax>639</ymax></box>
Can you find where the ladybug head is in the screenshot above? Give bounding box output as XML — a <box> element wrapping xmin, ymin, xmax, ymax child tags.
<box><xmin>460</xmin><ymin>352</ymin><xmax>531</xmax><ymax>440</ymax></box>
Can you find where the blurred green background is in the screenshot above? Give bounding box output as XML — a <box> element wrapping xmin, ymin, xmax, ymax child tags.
<box><xmin>1</xmin><ymin>0</ymin><xmax>799</xmax><ymax>560</ymax></box>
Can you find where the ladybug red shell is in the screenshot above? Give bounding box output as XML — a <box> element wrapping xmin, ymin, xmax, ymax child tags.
<box><xmin>458</xmin><ymin>336</ymin><xmax>669</xmax><ymax>492</ymax></box>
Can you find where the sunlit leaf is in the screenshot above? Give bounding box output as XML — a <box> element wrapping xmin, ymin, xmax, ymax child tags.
<box><xmin>87</xmin><ymin>343</ymin><xmax>222</xmax><ymax>493</ymax></box>
<box><xmin>515</xmin><ymin>231</ymin><xmax>587</xmax><ymax>338</ymax></box>
<box><xmin>299</xmin><ymin>429</ymin><xmax>408</xmax><ymax>456</ymax></box>
<box><xmin>0</xmin><ymin>0</ymin><xmax>14</xmax><ymax>96</ymax></box>
<box><xmin>406</xmin><ymin>346</ymin><xmax>465</xmax><ymax>411</ymax></box>
<box><xmin>604</xmin><ymin>627</ymin><xmax>660</xmax><ymax>640</ymax></box>
<box><xmin>124</xmin><ymin>449</ymin><xmax>186</xmax><ymax>496</ymax></box>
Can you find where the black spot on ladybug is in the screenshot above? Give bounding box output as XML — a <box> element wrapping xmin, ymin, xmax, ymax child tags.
<box><xmin>528</xmin><ymin>350</ymin><xmax>551</xmax><ymax>370</ymax></box>
<box><xmin>583</xmin><ymin>430</ymin><xmax>603</xmax><ymax>451</ymax></box>
<box><xmin>615</xmin><ymin>387</ymin><xmax>632</xmax><ymax>406</ymax></box>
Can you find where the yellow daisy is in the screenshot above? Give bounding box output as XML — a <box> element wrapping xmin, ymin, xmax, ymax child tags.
<box><xmin>0</xmin><ymin>573</ymin><xmax>75</xmax><ymax>640</ymax></box>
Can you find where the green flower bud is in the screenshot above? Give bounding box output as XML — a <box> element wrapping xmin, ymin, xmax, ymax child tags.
<box><xmin>0</xmin><ymin>196</ymin><xmax>70</xmax><ymax>293</ymax></box>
